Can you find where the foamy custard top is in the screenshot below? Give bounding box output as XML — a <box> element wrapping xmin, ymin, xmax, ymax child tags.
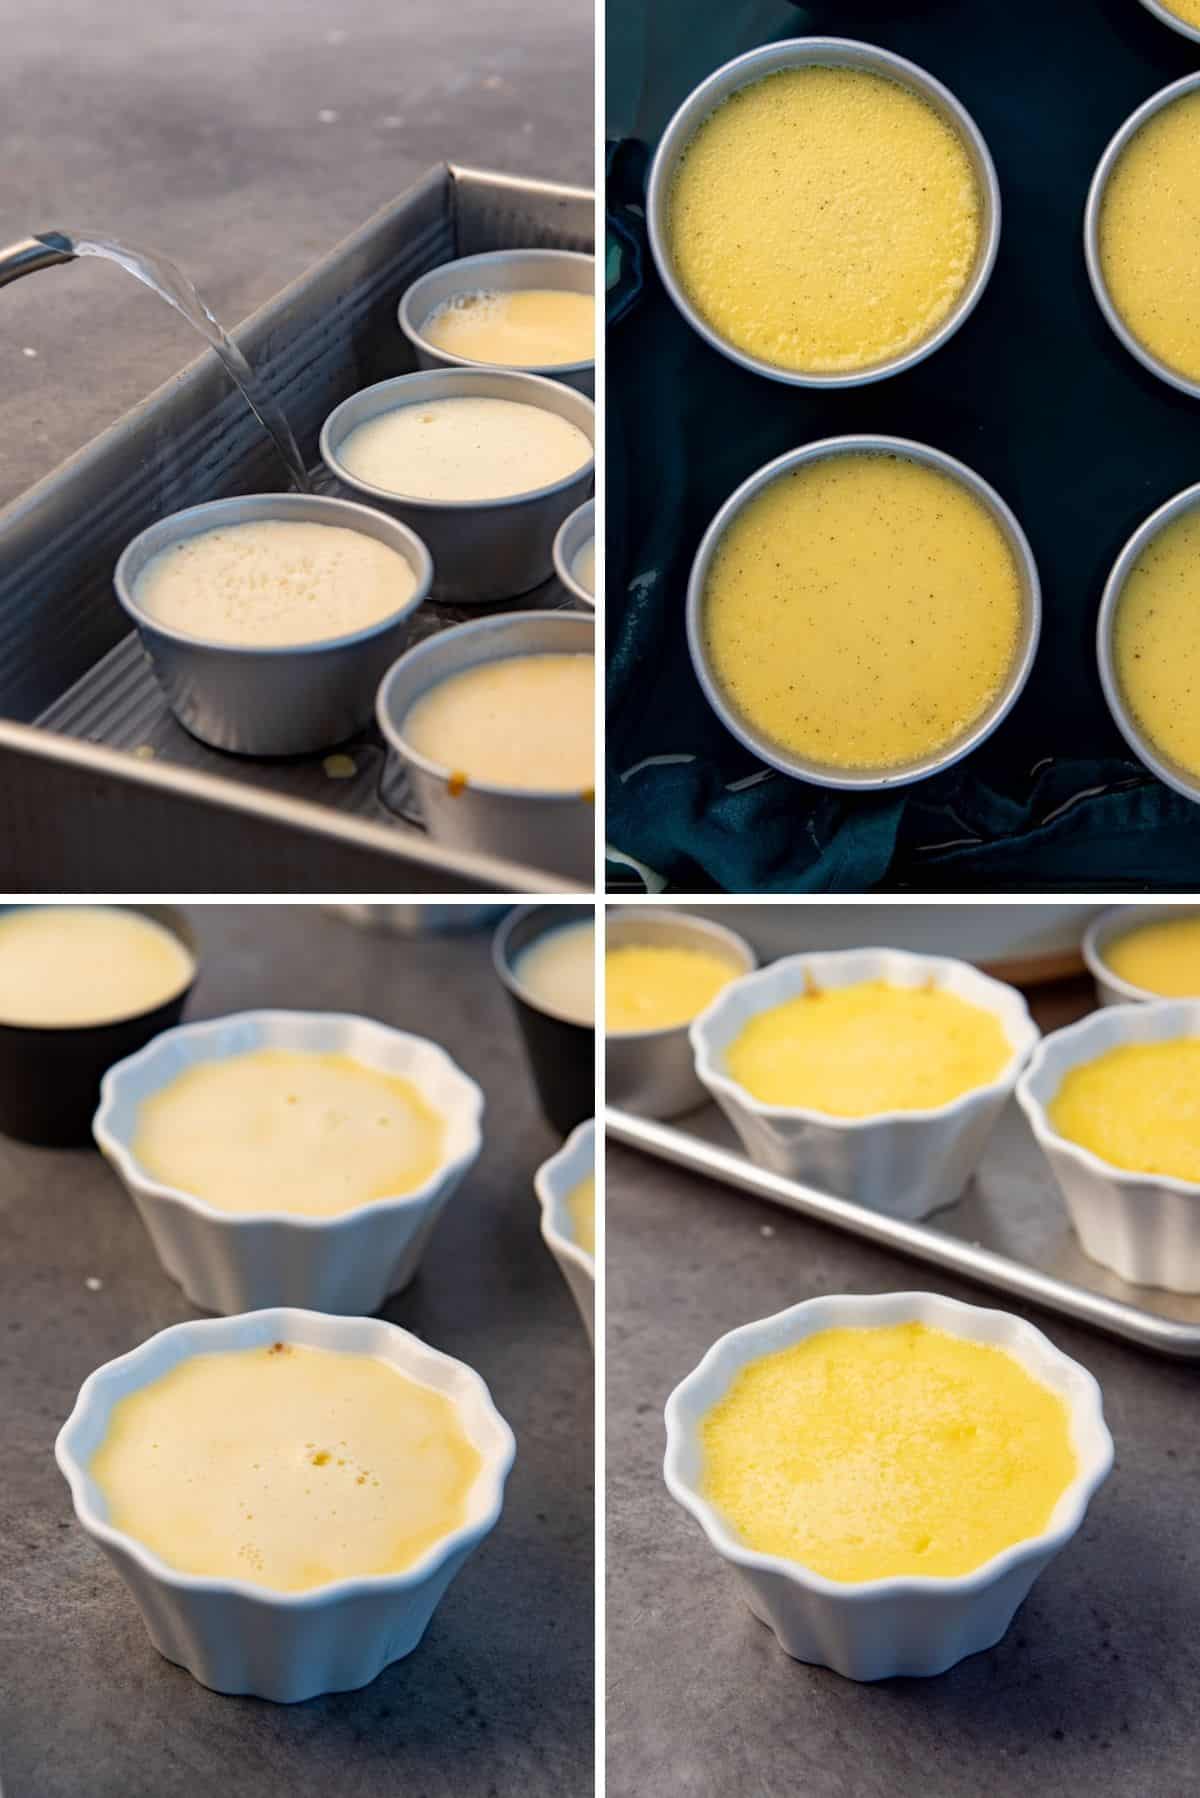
<box><xmin>668</xmin><ymin>64</ymin><xmax>981</xmax><ymax>374</ymax></box>
<box><xmin>1099</xmin><ymin>90</ymin><xmax>1200</xmax><ymax>386</ymax></box>
<box><xmin>1102</xmin><ymin>914</ymin><xmax>1200</xmax><ymax>996</ymax></box>
<box><xmin>422</xmin><ymin>289</ymin><xmax>594</xmax><ymax>368</ymax></box>
<box><xmin>1048</xmin><ymin>1037</ymin><xmax>1200</xmax><ymax>1183</ymax></box>
<box><xmin>337</xmin><ymin>396</ymin><xmax>591</xmax><ymax>502</ymax></box>
<box><xmin>132</xmin><ymin>1048</ymin><xmax>446</xmax><ymax>1216</ymax></box>
<box><xmin>701</xmin><ymin>1322</ymin><xmax>1076</xmax><ymax>1582</ymax></box>
<box><xmin>513</xmin><ymin>920</ymin><xmax>595</xmax><ymax>1025</ymax></box>
<box><xmin>1113</xmin><ymin>508</ymin><xmax>1200</xmax><ymax>779</ymax></box>
<box><xmin>703</xmin><ymin>453</ymin><xmax>1022</xmax><ymax>772</ymax></box>
<box><xmin>0</xmin><ymin>907</ymin><xmax>193</xmax><ymax>1028</ymax></box>
<box><xmin>90</xmin><ymin>1341</ymin><xmax>482</xmax><ymax>1591</ymax></box>
<box><xmin>725</xmin><ymin>978</ymin><xmax>1011</xmax><ymax>1116</ymax></box>
<box><xmin>606</xmin><ymin>942</ymin><xmax>737</xmax><ymax>1032</ymax></box>
<box><xmin>402</xmin><ymin>653</ymin><xmax>594</xmax><ymax>791</ymax></box>
<box><xmin>135</xmin><ymin>519</ymin><xmax>418</xmax><ymax>648</ymax></box>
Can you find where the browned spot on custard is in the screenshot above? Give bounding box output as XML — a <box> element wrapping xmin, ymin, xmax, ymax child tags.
<box><xmin>447</xmin><ymin>770</ymin><xmax>469</xmax><ymax>798</ymax></box>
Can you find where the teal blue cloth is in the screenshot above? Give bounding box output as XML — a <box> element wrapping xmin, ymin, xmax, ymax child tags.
<box><xmin>606</xmin><ymin>0</ymin><xmax>1200</xmax><ymax>892</ymax></box>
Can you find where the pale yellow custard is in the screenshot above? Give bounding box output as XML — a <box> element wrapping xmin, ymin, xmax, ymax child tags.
<box><xmin>566</xmin><ymin>1172</ymin><xmax>595</xmax><ymax>1257</ymax></box>
<box><xmin>668</xmin><ymin>64</ymin><xmax>980</xmax><ymax>374</ymax></box>
<box><xmin>0</xmin><ymin>906</ymin><xmax>193</xmax><ymax>1028</ymax></box>
<box><xmin>337</xmin><ymin>396</ymin><xmax>591</xmax><ymax>502</ymax></box>
<box><xmin>1048</xmin><ymin>1037</ymin><xmax>1200</xmax><ymax>1182</ymax></box>
<box><xmin>725</xmin><ymin>978</ymin><xmax>1011</xmax><ymax>1115</ymax></box>
<box><xmin>136</xmin><ymin>519</ymin><xmax>417</xmax><ymax>648</ymax></box>
<box><xmin>1102</xmin><ymin>914</ymin><xmax>1200</xmax><ymax>996</ymax></box>
<box><xmin>422</xmin><ymin>289</ymin><xmax>594</xmax><ymax>368</ymax></box>
<box><xmin>513</xmin><ymin>920</ymin><xmax>596</xmax><ymax>1025</ymax></box>
<box><xmin>90</xmin><ymin>1341</ymin><xmax>482</xmax><ymax>1591</ymax></box>
<box><xmin>606</xmin><ymin>942</ymin><xmax>736</xmax><ymax>1032</ymax></box>
<box><xmin>702</xmin><ymin>453</ymin><xmax>1022</xmax><ymax>771</ymax></box>
<box><xmin>701</xmin><ymin>1322</ymin><xmax>1076</xmax><ymax>1582</ymax></box>
<box><xmin>132</xmin><ymin>1048</ymin><xmax>446</xmax><ymax>1216</ymax></box>
<box><xmin>1113</xmin><ymin>509</ymin><xmax>1200</xmax><ymax>779</ymax></box>
<box><xmin>402</xmin><ymin>653</ymin><xmax>594</xmax><ymax>791</ymax></box>
<box><xmin>1160</xmin><ymin>0</ymin><xmax>1200</xmax><ymax>22</ymax></box>
<box><xmin>1099</xmin><ymin>90</ymin><xmax>1200</xmax><ymax>385</ymax></box>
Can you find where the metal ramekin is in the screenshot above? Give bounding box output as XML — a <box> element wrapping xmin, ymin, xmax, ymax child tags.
<box><xmin>606</xmin><ymin>909</ymin><xmax>756</xmax><ymax>1120</ymax></box>
<box><xmin>320</xmin><ymin>369</ymin><xmax>595</xmax><ymax>604</ymax></box>
<box><xmin>664</xmin><ymin>1290</ymin><xmax>1113</xmax><ymax>1680</ymax></box>
<box><xmin>1138</xmin><ymin>0</ymin><xmax>1200</xmax><ymax>40</ymax></box>
<box><xmin>687</xmin><ymin>435</ymin><xmax>1041</xmax><ymax>790</ymax></box>
<box><xmin>1082</xmin><ymin>904</ymin><xmax>1200</xmax><ymax>1007</ymax></box>
<box><xmin>1085</xmin><ymin>72</ymin><xmax>1200</xmax><ymax>401</ymax></box>
<box><xmin>399</xmin><ymin>249</ymin><xmax>595</xmax><ymax>396</ymax></box>
<box><xmin>1096</xmin><ymin>477</ymin><xmax>1200</xmax><ymax>804</ymax></box>
<box><xmin>646</xmin><ymin>37</ymin><xmax>1001</xmax><ymax>388</ymax></box>
<box><xmin>0</xmin><ymin>905</ymin><xmax>197</xmax><ymax>1147</ymax></box>
<box><xmin>493</xmin><ymin>904</ymin><xmax>595</xmax><ymax>1137</ymax></box>
<box><xmin>376</xmin><ymin>611</ymin><xmax>594</xmax><ymax>887</ymax></box>
<box><xmin>114</xmin><ymin>492</ymin><xmax>433</xmax><ymax>757</ymax></box>
<box><xmin>56</xmin><ymin>1307</ymin><xmax>515</xmax><ymax>1701</ymax></box>
<box><xmin>553</xmin><ymin>498</ymin><xmax>596</xmax><ymax>609</ymax></box>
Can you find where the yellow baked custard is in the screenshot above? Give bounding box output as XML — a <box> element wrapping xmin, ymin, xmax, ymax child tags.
<box><xmin>422</xmin><ymin>289</ymin><xmax>594</xmax><ymax>368</ymax></box>
<box><xmin>1099</xmin><ymin>90</ymin><xmax>1200</xmax><ymax>386</ymax></box>
<box><xmin>402</xmin><ymin>653</ymin><xmax>594</xmax><ymax>792</ymax></box>
<box><xmin>132</xmin><ymin>1048</ymin><xmax>446</xmax><ymax>1216</ymax></box>
<box><xmin>1048</xmin><ymin>1037</ymin><xmax>1200</xmax><ymax>1182</ymax></box>
<box><xmin>513</xmin><ymin>920</ymin><xmax>596</xmax><ymax>1025</ymax></box>
<box><xmin>702</xmin><ymin>453</ymin><xmax>1022</xmax><ymax>771</ymax></box>
<box><xmin>668</xmin><ymin>64</ymin><xmax>981</xmax><ymax>374</ymax></box>
<box><xmin>0</xmin><ymin>906</ymin><xmax>193</xmax><ymax>1028</ymax></box>
<box><xmin>1159</xmin><ymin>0</ymin><xmax>1200</xmax><ymax>23</ymax></box>
<box><xmin>701</xmin><ymin>1322</ymin><xmax>1076</xmax><ymax>1582</ymax></box>
<box><xmin>725</xmin><ymin>978</ymin><xmax>1011</xmax><ymax>1115</ymax></box>
<box><xmin>1113</xmin><ymin>509</ymin><xmax>1200</xmax><ymax>780</ymax></box>
<box><xmin>90</xmin><ymin>1341</ymin><xmax>481</xmax><ymax>1591</ymax></box>
<box><xmin>1101</xmin><ymin>913</ymin><xmax>1200</xmax><ymax>996</ymax></box>
<box><xmin>606</xmin><ymin>942</ymin><xmax>737</xmax><ymax>1032</ymax></box>
<box><xmin>566</xmin><ymin>1173</ymin><xmax>596</xmax><ymax>1258</ymax></box>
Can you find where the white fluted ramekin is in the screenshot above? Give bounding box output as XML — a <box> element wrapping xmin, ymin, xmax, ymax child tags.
<box><xmin>534</xmin><ymin>1118</ymin><xmax>595</xmax><ymax>1344</ymax></box>
<box><xmin>664</xmin><ymin>1290</ymin><xmax>1112</xmax><ymax>1681</ymax></box>
<box><xmin>1081</xmin><ymin>905</ymin><xmax>1200</xmax><ymax>1007</ymax></box>
<box><xmin>93</xmin><ymin>1010</ymin><xmax>484</xmax><ymax>1315</ymax></box>
<box><xmin>1017</xmin><ymin>1000</ymin><xmax>1200</xmax><ymax>1292</ymax></box>
<box><xmin>690</xmin><ymin>948</ymin><xmax>1038</xmax><ymax>1220</ymax></box>
<box><xmin>56</xmin><ymin>1307</ymin><xmax>515</xmax><ymax>1702</ymax></box>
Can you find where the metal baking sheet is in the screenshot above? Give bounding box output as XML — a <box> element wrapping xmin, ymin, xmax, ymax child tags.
<box><xmin>0</xmin><ymin>165</ymin><xmax>593</xmax><ymax>893</ymax></box>
<box><xmin>606</xmin><ymin>1101</ymin><xmax>1200</xmax><ymax>1357</ymax></box>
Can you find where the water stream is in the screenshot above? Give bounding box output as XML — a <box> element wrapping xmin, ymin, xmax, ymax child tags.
<box><xmin>57</xmin><ymin>231</ymin><xmax>309</xmax><ymax>492</ymax></box>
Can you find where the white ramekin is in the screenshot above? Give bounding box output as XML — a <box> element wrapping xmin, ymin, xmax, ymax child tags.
<box><xmin>55</xmin><ymin>1307</ymin><xmax>515</xmax><ymax>1702</ymax></box>
<box><xmin>93</xmin><ymin>1010</ymin><xmax>484</xmax><ymax>1315</ymax></box>
<box><xmin>534</xmin><ymin>1118</ymin><xmax>595</xmax><ymax>1344</ymax></box>
<box><xmin>1081</xmin><ymin>905</ymin><xmax>1200</xmax><ymax>1007</ymax></box>
<box><xmin>690</xmin><ymin>948</ymin><xmax>1038</xmax><ymax>1220</ymax></box>
<box><xmin>1017</xmin><ymin>1000</ymin><xmax>1200</xmax><ymax>1293</ymax></box>
<box><xmin>664</xmin><ymin>1290</ymin><xmax>1113</xmax><ymax>1682</ymax></box>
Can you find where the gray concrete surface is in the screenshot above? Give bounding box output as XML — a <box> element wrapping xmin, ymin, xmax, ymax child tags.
<box><xmin>0</xmin><ymin>0</ymin><xmax>593</xmax><ymax>506</ymax></box>
<box><xmin>606</xmin><ymin>977</ymin><xmax>1199</xmax><ymax>1798</ymax></box>
<box><xmin>0</xmin><ymin>906</ymin><xmax>594</xmax><ymax>1798</ymax></box>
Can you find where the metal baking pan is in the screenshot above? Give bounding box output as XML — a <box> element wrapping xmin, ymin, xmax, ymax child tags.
<box><xmin>0</xmin><ymin>165</ymin><xmax>593</xmax><ymax>893</ymax></box>
<box><xmin>606</xmin><ymin>1101</ymin><xmax>1200</xmax><ymax>1358</ymax></box>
